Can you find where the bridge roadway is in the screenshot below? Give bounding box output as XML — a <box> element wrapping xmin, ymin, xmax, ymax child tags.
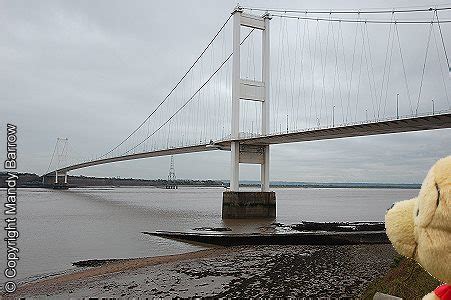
<box><xmin>46</xmin><ymin>112</ymin><xmax>451</xmax><ymax>176</ymax></box>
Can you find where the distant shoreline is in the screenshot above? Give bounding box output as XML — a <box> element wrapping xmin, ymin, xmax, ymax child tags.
<box><xmin>0</xmin><ymin>185</ymin><xmax>421</xmax><ymax>189</ymax></box>
<box><xmin>0</xmin><ymin>172</ymin><xmax>421</xmax><ymax>189</ymax></box>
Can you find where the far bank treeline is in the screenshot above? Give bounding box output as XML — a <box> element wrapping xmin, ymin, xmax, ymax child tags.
<box><xmin>0</xmin><ymin>172</ymin><xmax>224</xmax><ymax>188</ymax></box>
<box><xmin>0</xmin><ymin>172</ymin><xmax>421</xmax><ymax>189</ymax></box>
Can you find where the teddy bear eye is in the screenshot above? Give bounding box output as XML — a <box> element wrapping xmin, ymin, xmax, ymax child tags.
<box><xmin>436</xmin><ymin>183</ymin><xmax>440</xmax><ymax>207</ymax></box>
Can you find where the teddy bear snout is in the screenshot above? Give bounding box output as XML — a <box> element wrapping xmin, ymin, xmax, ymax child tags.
<box><xmin>385</xmin><ymin>198</ymin><xmax>417</xmax><ymax>258</ymax></box>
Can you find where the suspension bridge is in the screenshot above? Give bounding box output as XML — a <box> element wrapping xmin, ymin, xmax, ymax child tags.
<box><xmin>43</xmin><ymin>5</ymin><xmax>451</xmax><ymax>218</ymax></box>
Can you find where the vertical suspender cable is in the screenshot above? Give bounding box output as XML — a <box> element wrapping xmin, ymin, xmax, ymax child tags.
<box><xmin>416</xmin><ymin>14</ymin><xmax>434</xmax><ymax>115</ymax></box>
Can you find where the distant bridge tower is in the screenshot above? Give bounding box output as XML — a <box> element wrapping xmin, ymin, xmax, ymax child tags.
<box><xmin>166</xmin><ymin>155</ymin><xmax>177</xmax><ymax>189</ymax></box>
<box><xmin>42</xmin><ymin>137</ymin><xmax>70</xmax><ymax>189</ymax></box>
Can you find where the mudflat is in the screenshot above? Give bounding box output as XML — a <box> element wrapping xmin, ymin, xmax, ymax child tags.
<box><xmin>8</xmin><ymin>244</ymin><xmax>396</xmax><ymax>298</ymax></box>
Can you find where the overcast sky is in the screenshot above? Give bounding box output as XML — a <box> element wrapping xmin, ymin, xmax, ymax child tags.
<box><xmin>1</xmin><ymin>0</ymin><xmax>450</xmax><ymax>183</ymax></box>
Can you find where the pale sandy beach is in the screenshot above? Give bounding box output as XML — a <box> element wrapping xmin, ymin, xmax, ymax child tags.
<box><xmin>9</xmin><ymin>244</ymin><xmax>397</xmax><ymax>298</ymax></box>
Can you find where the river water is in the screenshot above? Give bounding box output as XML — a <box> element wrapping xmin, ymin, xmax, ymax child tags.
<box><xmin>2</xmin><ymin>187</ymin><xmax>418</xmax><ymax>282</ymax></box>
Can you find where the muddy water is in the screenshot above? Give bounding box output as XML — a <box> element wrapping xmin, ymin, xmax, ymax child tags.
<box><xmin>3</xmin><ymin>187</ymin><xmax>417</xmax><ymax>281</ymax></box>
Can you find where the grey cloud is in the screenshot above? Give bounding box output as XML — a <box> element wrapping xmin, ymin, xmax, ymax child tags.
<box><xmin>1</xmin><ymin>0</ymin><xmax>450</xmax><ymax>183</ymax></box>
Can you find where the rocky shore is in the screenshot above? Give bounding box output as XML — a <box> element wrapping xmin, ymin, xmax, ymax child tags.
<box><xmin>144</xmin><ymin>221</ymin><xmax>388</xmax><ymax>246</ymax></box>
<box><xmin>11</xmin><ymin>244</ymin><xmax>397</xmax><ymax>298</ymax></box>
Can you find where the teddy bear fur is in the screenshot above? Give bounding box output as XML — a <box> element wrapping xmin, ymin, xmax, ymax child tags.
<box><xmin>385</xmin><ymin>156</ymin><xmax>450</xmax><ymax>299</ymax></box>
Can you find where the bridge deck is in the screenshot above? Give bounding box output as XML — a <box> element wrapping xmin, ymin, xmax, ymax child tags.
<box><xmin>52</xmin><ymin>144</ymin><xmax>214</xmax><ymax>174</ymax></box>
<box><xmin>221</xmin><ymin>113</ymin><xmax>451</xmax><ymax>146</ymax></box>
<box><xmin>47</xmin><ymin>113</ymin><xmax>451</xmax><ymax>175</ymax></box>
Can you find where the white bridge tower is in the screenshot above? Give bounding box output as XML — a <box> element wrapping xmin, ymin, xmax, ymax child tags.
<box><xmin>223</xmin><ymin>7</ymin><xmax>276</xmax><ymax>219</ymax></box>
<box><xmin>230</xmin><ymin>7</ymin><xmax>271</xmax><ymax>192</ymax></box>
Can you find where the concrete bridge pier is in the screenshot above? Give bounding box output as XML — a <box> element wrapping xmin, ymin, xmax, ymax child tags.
<box><xmin>222</xmin><ymin>8</ymin><xmax>276</xmax><ymax>219</ymax></box>
<box><xmin>222</xmin><ymin>190</ymin><xmax>276</xmax><ymax>219</ymax></box>
<box><xmin>42</xmin><ymin>171</ymin><xmax>69</xmax><ymax>189</ymax></box>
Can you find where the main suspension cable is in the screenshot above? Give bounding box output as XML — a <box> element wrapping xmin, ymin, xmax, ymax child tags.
<box><xmin>435</xmin><ymin>9</ymin><xmax>451</xmax><ymax>73</ymax></box>
<box><xmin>122</xmin><ymin>29</ymin><xmax>256</xmax><ymax>156</ymax></box>
<box><xmin>95</xmin><ymin>14</ymin><xmax>233</xmax><ymax>160</ymax></box>
<box><xmin>242</xmin><ymin>6</ymin><xmax>451</xmax><ymax>15</ymax></box>
<box><xmin>269</xmin><ymin>14</ymin><xmax>451</xmax><ymax>24</ymax></box>
<box><xmin>45</xmin><ymin>139</ymin><xmax>58</xmax><ymax>175</ymax></box>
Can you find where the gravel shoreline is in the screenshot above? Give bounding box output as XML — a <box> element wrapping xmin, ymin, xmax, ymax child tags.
<box><xmin>9</xmin><ymin>244</ymin><xmax>397</xmax><ymax>298</ymax></box>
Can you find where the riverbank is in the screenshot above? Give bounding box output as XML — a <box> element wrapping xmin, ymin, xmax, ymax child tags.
<box><xmin>0</xmin><ymin>172</ymin><xmax>421</xmax><ymax>189</ymax></box>
<box><xmin>361</xmin><ymin>256</ymin><xmax>441</xmax><ymax>299</ymax></box>
<box><xmin>9</xmin><ymin>244</ymin><xmax>397</xmax><ymax>298</ymax></box>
